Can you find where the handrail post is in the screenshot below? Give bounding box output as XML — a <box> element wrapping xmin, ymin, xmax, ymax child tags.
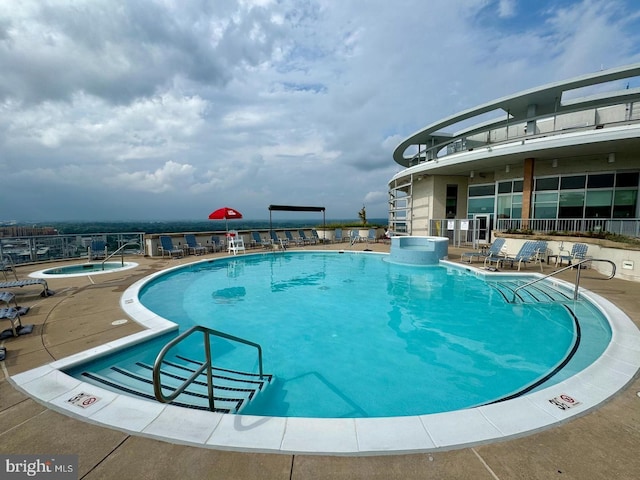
<box><xmin>573</xmin><ymin>263</ymin><xmax>582</xmax><ymax>300</ymax></box>
<box><xmin>510</xmin><ymin>258</ymin><xmax>616</xmax><ymax>303</ymax></box>
<box><xmin>204</xmin><ymin>330</ymin><xmax>215</xmax><ymax>411</ymax></box>
<box><xmin>101</xmin><ymin>241</ymin><xmax>140</xmax><ymax>270</ymax></box>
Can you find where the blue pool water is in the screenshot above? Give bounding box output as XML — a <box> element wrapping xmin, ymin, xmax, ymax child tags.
<box><xmin>105</xmin><ymin>252</ymin><xmax>611</xmax><ymax>418</ymax></box>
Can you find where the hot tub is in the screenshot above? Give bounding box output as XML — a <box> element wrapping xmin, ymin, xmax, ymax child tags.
<box><xmin>389</xmin><ymin>236</ymin><xmax>449</xmax><ymax>265</ymax></box>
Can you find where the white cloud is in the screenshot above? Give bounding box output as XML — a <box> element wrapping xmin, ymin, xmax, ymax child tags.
<box><xmin>1</xmin><ymin>0</ymin><xmax>640</xmax><ymax>221</ymax></box>
<box><xmin>111</xmin><ymin>160</ymin><xmax>197</xmax><ymax>193</ymax></box>
<box><xmin>497</xmin><ymin>0</ymin><xmax>516</xmax><ymax>18</ymax></box>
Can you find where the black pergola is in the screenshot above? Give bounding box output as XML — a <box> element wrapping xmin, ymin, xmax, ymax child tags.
<box><xmin>268</xmin><ymin>205</ymin><xmax>326</xmax><ymax>233</ymax></box>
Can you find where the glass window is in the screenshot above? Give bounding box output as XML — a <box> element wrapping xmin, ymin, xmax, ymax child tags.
<box><xmin>496</xmin><ymin>195</ymin><xmax>511</xmax><ymax>218</ymax></box>
<box><xmin>533</xmin><ymin>191</ymin><xmax>557</xmax><ymax>219</ymax></box>
<box><xmin>511</xmin><ymin>205</ymin><xmax>522</xmax><ymax>218</ymax></box>
<box><xmin>585</xmin><ymin>190</ymin><xmax>612</xmax><ymax>217</ymax></box>
<box><xmin>497</xmin><ymin>182</ymin><xmax>512</xmax><ymax>194</ymax></box>
<box><xmin>468</xmin><ymin>197</ymin><xmax>495</xmax><ymax>215</ymax></box>
<box><xmin>534</xmin><ymin>204</ymin><xmax>557</xmax><ymax>218</ymax></box>
<box><xmin>560</xmin><ymin>175</ymin><xmax>586</xmax><ymax>190</ymax></box>
<box><xmin>468</xmin><ymin>185</ymin><xmax>495</xmax><ymax>197</ymax></box>
<box><xmin>513</xmin><ymin>180</ymin><xmax>523</xmax><ymax>192</ymax></box>
<box><xmin>534</xmin><ymin>192</ymin><xmax>558</xmax><ymax>203</ymax></box>
<box><xmin>558</xmin><ymin>192</ymin><xmax>585</xmax><ymax>218</ymax></box>
<box><xmin>587</xmin><ymin>173</ymin><xmax>614</xmax><ymax>188</ymax></box>
<box><xmin>512</xmin><ymin>193</ymin><xmax>522</xmax><ymax>205</ymax></box>
<box><xmin>613</xmin><ymin>190</ymin><xmax>638</xmax><ymax>218</ymax></box>
<box><xmin>535</xmin><ymin>177</ymin><xmax>559</xmax><ymax>191</ymax></box>
<box><xmin>616</xmin><ymin>172</ymin><xmax>639</xmax><ymax>188</ymax></box>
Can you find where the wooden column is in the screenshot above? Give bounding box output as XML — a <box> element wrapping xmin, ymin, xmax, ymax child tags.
<box><xmin>521</xmin><ymin>158</ymin><xmax>535</xmax><ymax>229</ymax></box>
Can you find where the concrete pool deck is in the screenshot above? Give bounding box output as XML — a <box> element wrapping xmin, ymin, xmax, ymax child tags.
<box><xmin>1</xmin><ymin>241</ymin><xmax>640</xmax><ymax>479</ymax></box>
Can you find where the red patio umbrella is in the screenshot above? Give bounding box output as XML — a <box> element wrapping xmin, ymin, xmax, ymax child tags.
<box><xmin>208</xmin><ymin>207</ymin><xmax>243</xmax><ymax>233</ymax></box>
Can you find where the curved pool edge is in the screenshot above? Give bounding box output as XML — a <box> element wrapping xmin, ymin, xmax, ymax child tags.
<box><xmin>29</xmin><ymin>261</ymin><xmax>139</xmax><ymax>278</ymax></box>
<box><xmin>9</xmin><ymin>252</ymin><xmax>640</xmax><ymax>455</ymax></box>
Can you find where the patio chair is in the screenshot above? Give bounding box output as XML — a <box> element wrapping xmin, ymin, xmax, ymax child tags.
<box><xmin>349</xmin><ymin>229</ymin><xmax>361</xmax><ymax>245</ymax></box>
<box><xmin>555</xmin><ymin>243</ymin><xmax>589</xmax><ymax>267</ymax></box>
<box><xmin>0</xmin><ymin>278</ymin><xmax>52</xmax><ymax>297</ymax></box>
<box><xmin>208</xmin><ymin>235</ymin><xmax>224</xmax><ymax>252</ymax></box>
<box><xmin>298</xmin><ymin>230</ymin><xmax>316</xmax><ymax>245</ymax></box>
<box><xmin>487</xmin><ymin>240</ymin><xmax>546</xmax><ymax>271</ymax></box>
<box><xmin>519</xmin><ymin>240</ymin><xmax>548</xmax><ymax>271</ymax></box>
<box><xmin>310</xmin><ymin>229</ymin><xmax>322</xmax><ymax>244</ymax></box>
<box><xmin>284</xmin><ymin>230</ymin><xmax>303</xmax><ymax>246</ymax></box>
<box><xmin>184</xmin><ymin>234</ymin><xmax>206</xmax><ymax>255</ymax></box>
<box><xmin>1</xmin><ymin>255</ymin><xmax>17</xmax><ymax>281</ymax></box>
<box><xmin>0</xmin><ymin>307</ymin><xmax>24</xmax><ymax>338</ymax></box>
<box><xmin>461</xmin><ymin>238</ymin><xmax>506</xmax><ymax>264</ymax></box>
<box><xmin>334</xmin><ymin>228</ymin><xmax>344</xmax><ymax>243</ymax></box>
<box><xmin>251</xmin><ymin>232</ymin><xmax>271</xmax><ymax>249</ymax></box>
<box><xmin>0</xmin><ymin>291</ymin><xmax>29</xmax><ymax>316</ymax></box>
<box><xmin>269</xmin><ymin>231</ymin><xmax>288</xmax><ymax>249</ymax></box>
<box><xmin>366</xmin><ymin>228</ymin><xmax>377</xmax><ymax>243</ymax></box>
<box><xmin>88</xmin><ymin>240</ymin><xmax>107</xmax><ymax>260</ymax></box>
<box><xmin>0</xmin><ymin>291</ymin><xmax>18</xmax><ymax>309</ymax></box>
<box><xmin>159</xmin><ymin>236</ymin><xmax>183</xmax><ymax>258</ymax></box>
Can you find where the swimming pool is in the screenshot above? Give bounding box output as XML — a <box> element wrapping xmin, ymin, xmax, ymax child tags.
<box><xmin>12</xmin><ymin>250</ymin><xmax>640</xmax><ymax>454</ymax></box>
<box><xmin>73</xmin><ymin>252</ymin><xmax>610</xmax><ymax>418</ymax></box>
<box><xmin>30</xmin><ymin>261</ymin><xmax>138</xmax><ymax>278</ymax></box>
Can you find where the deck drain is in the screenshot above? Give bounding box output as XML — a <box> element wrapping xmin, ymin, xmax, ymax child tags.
<box><xmin>111</xmin><ymin>319</ymin><xmax>129</xmax><ymax>326</ymax></box>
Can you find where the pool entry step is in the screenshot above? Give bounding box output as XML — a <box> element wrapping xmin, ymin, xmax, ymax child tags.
<box><xmin>81</xmin><ymin>355</ymin><xmax>273</xmax><ymax>414</ymax></box>
<box><xmin>489</xmin><ymin>280</ymin><xmax>573</xmax><ymax>303</ymax></box>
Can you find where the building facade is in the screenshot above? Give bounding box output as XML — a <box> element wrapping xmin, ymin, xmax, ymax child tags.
<box><xmin>389</xmin><ymin>64</ymin><xmax>640</xmax><ymax>244</ymax></box>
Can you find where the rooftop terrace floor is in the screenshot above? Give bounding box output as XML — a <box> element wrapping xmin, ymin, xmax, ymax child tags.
<box><xmin>1</xmin><ymin>241</ymin><xmax>639</xmax><ymax>479</ymax></box>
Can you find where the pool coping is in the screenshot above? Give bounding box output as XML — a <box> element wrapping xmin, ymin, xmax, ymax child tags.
<box><xmin>9</xmin><ymin>252</ymin><xmax>640</xmax><ymax>455</ymax></box>
<box><xmin>29</xmin><ymin>261</ymin><xmax>139</xmax><ymax>278</ymax></box>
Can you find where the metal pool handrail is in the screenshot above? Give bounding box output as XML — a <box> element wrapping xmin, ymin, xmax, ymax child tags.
<box><xmin>101</xmin><ymin>241</ymin><xmax>140</xmax><ymax>269</ymax></box>
<box><xmin>152</xmin><ymin>325</ymin><xmax>265</xmax><ymax>411</ymax></box>
<box><xmin>509</xmin><ymin>258</ymin><xmax>617</xmax><ymax>303</ymax></box>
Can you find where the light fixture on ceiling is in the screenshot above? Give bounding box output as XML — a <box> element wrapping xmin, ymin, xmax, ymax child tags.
<box><xmin>552</xmin><ymin>159</ymin><xmax>558</xmax><ymax>168</ymax></box>
<box><xmin>608</xmin><ymin>153</ymin><xmax>616</xmax><ymax>163</ymax></box>
<box><xmin>505</xmin><ymin>164</ymin><xmax>510</xmax><ymax>173</ymax></box>
<box><xmin>470</xmin><ymin>171</ymin><xmax>474</xmax><ymax>178</ymax></box>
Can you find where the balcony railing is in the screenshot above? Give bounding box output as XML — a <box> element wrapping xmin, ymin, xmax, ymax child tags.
<box><xmin>495</xmin><ymin>218</ymin><xmax>640</xmax><ymax>238</ymax></box>
<box><xmin>429</xmin><ymin>217</ymin><xmax>640</xmax><ymax>248</ymax></box>
<box><xmin>0</xmin><ymin>232</ymin><xmax>145</xmax><ymax>266</ymax></box>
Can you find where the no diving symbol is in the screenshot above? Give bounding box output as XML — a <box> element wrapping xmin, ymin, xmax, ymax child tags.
<box><xmin>67</xmin><ymin>392</ymin><xmax>101</xmax><ymax>409</ymax></box>
<box><xmin>548</xmin><ymin>393</ymin><xmax>581</xmax><ymax>411</ymax></box>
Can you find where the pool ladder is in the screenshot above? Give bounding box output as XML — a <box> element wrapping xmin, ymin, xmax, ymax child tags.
<box><xmin>508</xmin><ymin>258</ymin><xmax>616</xmax><ymax>303</ymax></box>
<box><xmin>152</xmin><ymin>325</ymin><xmax>271</xmax><ymax>412</ymax></box>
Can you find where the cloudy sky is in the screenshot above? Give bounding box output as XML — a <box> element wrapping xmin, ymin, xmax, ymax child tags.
<box><xmin>1</xmin><ymin>0</ymin><xmax>639</xmax><ymax>222</ymax></box>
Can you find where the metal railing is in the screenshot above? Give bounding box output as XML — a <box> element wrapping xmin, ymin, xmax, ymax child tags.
<box><xmin>405</xmin><ymin>108</ymin><xmax>640</xmax><ymax>167</ymax></box>
<box><xmin>152</xmin><ymin>325</ymin><xmax>265</xmax><ymax>411</ymax></box>
<box><xmin>509</xmin><ymin>258</ymin><xmax>617</xmax><ymax>303</ymax></box>
<box><xmin>101</xmin><ymin>241</ymin><xmax>140</xmax><ymax>269</ymax></box>
<box><xmin>495</xmin><ymin>218</ymin><xmax>640</xmax><ymax>237</ymax></box>
<box><xmin>0</xmin><ymin>232</ymin><xmax>145</xmax><ymax>266</ymax></box>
